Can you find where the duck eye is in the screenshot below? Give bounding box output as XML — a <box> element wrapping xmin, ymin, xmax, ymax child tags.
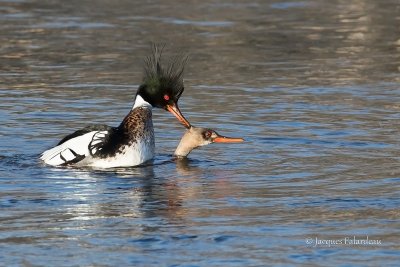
<box><xmin>163</xmin><ymin>94</ymin><xmax>170</xmax><ymax>101</ymax></box>
<box><xmin>205</xmin><ymin>130</ymin><xmax>212</xmax><ymax>138</ymax></box>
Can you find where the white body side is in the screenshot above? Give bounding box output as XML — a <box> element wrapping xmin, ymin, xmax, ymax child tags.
<box><xmin>41</xmin><ymin>129</ymin><xmax>155</xmax><ymax>168</ymax></box>
<box><xmin>88</xmin><ymin>136</ymin><xmax>154</xmax><ymax>168</ymax></box>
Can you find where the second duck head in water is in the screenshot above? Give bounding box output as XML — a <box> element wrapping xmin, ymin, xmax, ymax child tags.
<box><xmin>174</xmin><ymin>126</ymin><xmax>244</xmax><ymax>158</ymax></box>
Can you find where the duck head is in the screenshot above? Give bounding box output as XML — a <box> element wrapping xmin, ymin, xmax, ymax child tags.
<box><xmin>174</xmin><ymin>126</ymin><xmax>244</xmax><ymax>158</ymax></box>
<box><xmin>135</xmin><ymin>44</ymin><xmax>191</xmax><ymax>128</ymax></box>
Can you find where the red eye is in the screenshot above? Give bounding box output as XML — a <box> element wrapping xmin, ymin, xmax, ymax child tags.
<box><xmin>164</xmin><ymin>94</ymin><xmax>170</xmax><ymax>101</ymax></box>
<box><xmin>205</xmin><ymin>131</ymin><xmax>212</xmax><ymax>138</ymax></box>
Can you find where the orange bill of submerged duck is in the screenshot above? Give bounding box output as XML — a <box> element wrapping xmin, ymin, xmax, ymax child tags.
<box><xmin>213</xmin><ymin>135</ymin><xmax>244</xmax><ymax>143</ymax></box>
<box><xmin>166</xmin><ymin>103</ymin><xmax>191</xmax><ymax>129</ymax></box>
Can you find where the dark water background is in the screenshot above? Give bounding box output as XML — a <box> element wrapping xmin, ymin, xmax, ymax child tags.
<box><xmin>1</xmin><ymin>0</ymin><xmax>400</xmax><ymax>266</ymax></box>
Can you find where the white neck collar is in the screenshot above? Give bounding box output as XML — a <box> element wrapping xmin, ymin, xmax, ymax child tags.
<box><xmin>132</xmin><ymin>95</ymin><xmax>152</xmax><ymax>109</ymax></box>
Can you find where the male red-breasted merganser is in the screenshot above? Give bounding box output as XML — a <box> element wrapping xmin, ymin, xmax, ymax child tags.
<box><xmin>174</xmin><ymin>126</ymin><xmax>243</xmax><ymax>158</ymax></box>
<box><xmin>41</xmin><ymin>45</ymin><xmax>191</xmax><ymax>168</ymax></box>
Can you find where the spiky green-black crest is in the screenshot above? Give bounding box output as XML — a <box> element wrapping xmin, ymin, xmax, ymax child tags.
<box><xmin>138</xmin><ymin>44</ymin><xmax>188</xmax><ymax>108</ymax></box>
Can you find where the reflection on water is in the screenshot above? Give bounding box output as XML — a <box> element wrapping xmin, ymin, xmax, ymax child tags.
<box><xmin>1</xmin><ymin>0</ymin><xmax>400</xmax><ymax>266</ymax></box>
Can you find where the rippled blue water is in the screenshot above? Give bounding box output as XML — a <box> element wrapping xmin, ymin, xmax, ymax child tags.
<box><xmin>1</xmin><ymin>0</ymin><xmax>400</xmax><ymax>266</ymax></box>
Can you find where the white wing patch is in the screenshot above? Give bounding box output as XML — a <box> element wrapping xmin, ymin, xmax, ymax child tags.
<box><xmin>41</xmin><ymin>131</ymin><xmax>104</xmax><ymax>166</ymax></box>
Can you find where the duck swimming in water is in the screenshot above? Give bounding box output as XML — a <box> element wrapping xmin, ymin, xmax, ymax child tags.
<box><xmin>174</xmin><ymin>126</ymin><xmax>244</xmax><ymax>158</ymax></box>
<box><xmin>41</xmin><ymin>45</ymin><xmax>190</xmax><ymax>168</ymax></box>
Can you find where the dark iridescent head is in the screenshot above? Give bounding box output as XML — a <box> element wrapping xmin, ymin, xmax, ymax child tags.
<box><xmin>136</xmin><ymin>44</ymin><xmax>191</xmax><ymax>128</ymax></box>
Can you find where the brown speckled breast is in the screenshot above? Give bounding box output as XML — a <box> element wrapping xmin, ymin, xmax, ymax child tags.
<box><xmin>88</xmin><ymin>107</ymin><xmax>154</xmax><ymax>159</ymax></box>
<box><xmin>121</xmin><ymin>107</ymin><xmax>153</xmax><ymax>139</ymax></box>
